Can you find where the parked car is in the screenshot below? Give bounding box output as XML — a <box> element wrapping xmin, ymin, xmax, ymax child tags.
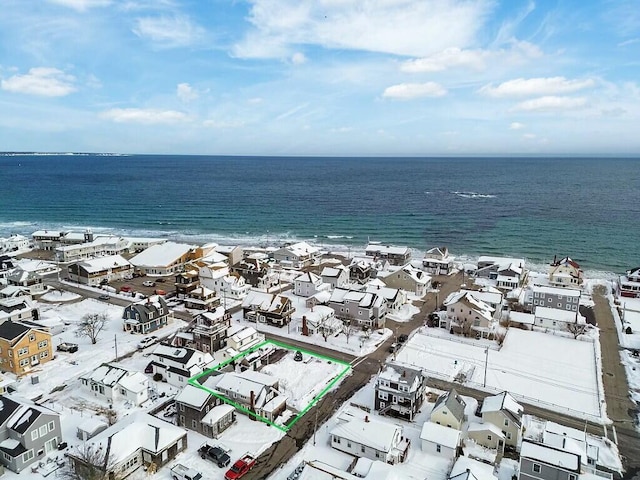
<box><xmin>120</xmin><ymin>285</ymin><xmax>132</xmax><ymax>292</ymax></box>
<box><xmin>98</xmin><ymin>293</ymin><xmax>110</xmax><ymax>300</ymax></box>
<box><xmin>388</xmin><ymin>342</ymin><xmax>399</xmax><ymax>353</ymax></box>
<box><xmin>199</xmin><ymin>443</ymin><xmax>231</xmax><ymax>468</ymax></box>
<box><xmin>57</xmin><ymin>342</ymin><xmax>79</xmax><ymax>353</ymax></box>
<box><xmin>137</xmin><ymin>336</ymin><xmax>158</xmax><ymax>349</ymax></box>
<box><xmin>142</xmin><ymin>280</ymin><xmax>155</xmax><ymax>287</ymax></box>
<box><xmin>224</xmin><ymin>454</ymin><xmax>256</xmax><ymax>480</ymax></box>
<box><xmin>155</xmin><ymin>278</ymin><xmax>165</xmax><ymax>283</ymax></box>
<box><xmin>170</xmin><ymin>464</ymin><xmax>202</xmax><ymax>480</ymax></box>
<box><xmin>398</xmin><ymin>334</ymin><xmax>408</xmax><ymax>343</ymax></box>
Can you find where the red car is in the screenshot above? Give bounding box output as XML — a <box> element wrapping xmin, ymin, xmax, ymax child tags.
<box><xmin>224</xmin><ymin>454</ymin><xmax>256</xmax><ymax>480</ymax></box>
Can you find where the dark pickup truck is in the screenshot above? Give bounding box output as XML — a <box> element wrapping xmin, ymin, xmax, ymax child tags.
<box><xmin>199</xmin><ymin>444</ymin><xmax>231</xmax><ymax>468</ymax></box>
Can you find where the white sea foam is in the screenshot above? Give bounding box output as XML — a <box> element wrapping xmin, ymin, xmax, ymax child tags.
<box><xmin>452</xmin><ymin>191</ymin><xmax>497</xmax><ymax>199</ymax></box>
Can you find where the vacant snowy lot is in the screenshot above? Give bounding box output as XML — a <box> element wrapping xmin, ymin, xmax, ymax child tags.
<box><xmin>395</xmin><ymin>328</ymin><xmax>602</xmax><ymax>419</ymax></box>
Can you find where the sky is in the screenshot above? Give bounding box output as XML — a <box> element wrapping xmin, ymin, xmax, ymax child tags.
<box><xmin>0</xmin><ymin>0</ymin><xmax>639</xmax><ymax>156</ymax></box>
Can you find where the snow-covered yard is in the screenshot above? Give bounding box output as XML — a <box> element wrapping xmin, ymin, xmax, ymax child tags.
<box><xmin>394</xmin><ymin>327</ymin><xmax>604</xmax><ymax>421</ymax></box>
<box><xmin>261</xmin><ymin>350</ymin><xmax>347</xmax><ymax>411</ymax></box>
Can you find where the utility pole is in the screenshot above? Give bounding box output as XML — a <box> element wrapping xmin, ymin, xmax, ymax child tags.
<box><xmin>114</xmin><ymin>334</ymin><xmax>118</xmax><ymax>361</ymax></box>
<box><xmin>483</xmin><ymin>348</ymin><xmax>489</xmax><ymax>388</ymax></box>
<box><xmin>313</xmin><ymin>400</ymin><xmax>319</xmax><ymax>445</ymax></box>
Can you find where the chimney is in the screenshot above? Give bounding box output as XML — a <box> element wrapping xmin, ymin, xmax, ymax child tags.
<box><xmin>302</xmin><ymin>316</ymin><xmax>309</xmax><ymax>336</ymax></box>
<box><xmin>364</xmin><ymin>415</ymin><xmax>369</xmax><ymax>423</ymax></box>
<box><xmin>250</xmin><ymin>390</ymin><xmax>256</xmax><ymax>418</ymax></box>
<box><xmin>402</xmin><ymin>370</ymin><xmax>406</xmax><ymax>378</ymax></box>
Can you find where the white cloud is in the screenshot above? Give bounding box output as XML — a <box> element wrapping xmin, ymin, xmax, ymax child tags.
<box><xmin>47</xmin><ymin>0</ymin><xmax>111</xmax><ymax>10</ymax></box>
<box><xmin>100</xmin><ymin>108</ymin><xmax>189</xmax><ymax>124</ymax></box>
<box><xmin>401</xmin><ymin>41</ymin><xmax>542</xmax><ymax>73</ymax></box>
<box><xmin>247</xmin><ymin>97</ymin><xmax>263</xmax><ymax>104</ymax></box>
<box><xmin>480</xmin><ymin>77</ymin><xmax>595</xmax><ymax>98</ymax></box>
<box><xmin>523</xmin><ymin>133</ymin><xmax>536</xmax><ymax>139</ymax></box>
<box><xmin>382</xmin><ymin>82</ymin><xmax>447</xmax><ymax>100</ymax></box>
<box><xmin>233</xmin><ymin>0</ymin><xmax>492</xmax><ymax>58</ymax></box>
<box><xmin>509</xmin><ymin>122</ymin><xmax>525</xmax><ymax>130</ymax></box>
<box><xmin>1</xmin><ymin>67</ymin><xmax>77</xmax><ymax>97</ymax></box>
<box><xmin>514</xmin><ymin>96</ymin><xmax>587</xmax><ymax>112</ymax></box>
<box><xmin>291</xmin><ymin>52</ymin><xmax>307</xmax><ymax>65</ymax></box>
<box><xmin>133</xmin><ymin>15</ymin><xmax>205</xmax><ymax>48</ymax></box>
<box><xmin>203</xmin><ymin>119</ymin><xmax>246</xmax><ymax>129</ymax></box>
<box><xmin>177</xmin><ymin>83</ymin><xmax>198</xmax><ymax>102</ymax></box>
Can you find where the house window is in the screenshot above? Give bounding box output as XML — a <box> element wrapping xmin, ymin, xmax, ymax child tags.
<box><xmin>3</xmin><ymin>452</ymin><xmax>11</xmax><ymax>461</ymax></box>
<box><xmin>40</xmin><ymin>425</ymin><xmax>48</xmax><ymax>436</ymax></box>
<box><xmin>347</xmin><ymin>442</ymin><xmax>351</xmax><ymax>448</ymax></box>
<box><xmin>192</xmin><ymin>419</ymin><xmax>198</xmax><ymax>429</ymax></box>
<box><xmin>487</xmin><ymin>435</ymin><xmax>492</xmax><ymax>441</ymax></box>
<box><xmin>40</xmin><ymin>351</ymin><xmax>49</xmax><ymax>359</ymax></box>
<box><xmin>375</xmin><ymin>451</ymin><xmax>380</xmax><ymax>458</ymax></box>
<box><xmin>38</xmin><ymin>340</ymin><xmax>48</xmax><ymax>349</ymax></box>
<box><xmin>19</xmin><ymin>358</ymin><xmax>29</xmax><ymax>367</ymax></box>
<box><xmin>436</xmin><ymin>445</ymin><xmax>441</xmax><ymax>453</ymax></box>
<box><xmin>18</xmin><ymin>347</ymin><xmax>28</xmax><ymax>356</ymax></box>
<box><xmin>532</xmin><ymin>463</ymin><xmax>541</xmax><ymax>473</ymax></box>
<box><xmin>31</xmin><ymin>430</ymin><xmax>39</xmax><ymax>441</ymax></box>
<box><xmin>22</xmin><ymin>449</ymin><xmax>34</xmax><ymax>462</ymax></box>
<box><xmin>569</xmin><ymin>475</ymin><xmax>576</xmax><ymax>480</ymax></box>
<box><xmin>507</xmin><ymin>432</ymin><xmax>512</xmax><ymax>440</ymax></box>
<box><xmin>504</xmin><ymin>418</ymin><xmax>509</xmax><ymax>427</ymax></box>
<box><xmin>333</xmin><ymin>436</ymin><xmax>340</xmax><ymax>444</ymax></box>
<box><xmin>361</xmin><ymin>445</ymin><xmax>365</xmax><ymax>453</ymax></box>
<box><xmin>48</xmin><ymin>421</ymin><xmax>55</xmax><ymax>431</ymax></box>
<box><xmin>378</xmin><ymin>391</ymin><xmax>388</xmax><ymax>400</ymax></box>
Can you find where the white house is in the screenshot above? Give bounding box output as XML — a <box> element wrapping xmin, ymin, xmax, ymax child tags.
<box><xmin>129</xmin><ymin>241</ymin><xmax>202</xmax><ymax>276</ymax></box>
<box><xmin>423</xmin><ymin>246</ymin><xmax>455</xmax><ymax>275</ymax></box>
<box><xmin>320</xmin><ymin>265</ymin><xmax>350</xmax><ymax>290</ymax></box>
<box><xmin>364</xmin><ymin>282</ymin><xmax>406</xmax><ymax>313</ymax></box>
<box><xmin>329</xmin><ymin>413</ymin><xmax>410</xmax><ymax>464</ymax></box>
<box><xmin>298</xmin><ymin>306</ymin><xmax>342</xmax><ymax>338</ymax></box>
<box><xmin>549</xmin><ymin>257</ymin><xmax>584</xmax><ymax>288</ymax></box>
<box><xmin>379</xmin><ymin>264</ymin><xmax>429</xmax><ymax>297</ymax></box>
<box><xmin>6</xmin><ymin>267</ymin><xmax>44</xmax><ymax>296</ymax></box>
<box><xmin>430</xmin><ymin>389</ymin><xmax>466</xmax><ymax>430</ymax></box>
<box><xmin>0</xmin><ymin>235</ymin><xmax>29</xmax><ymax>253</ymax></box>
<box><xmin>272</xmin><ymin>241</ymin><xmax>321</xmax><ymax>269</ymax></box>
<box><xmin>148</xmin><ymin>345</ymin><xmax>213</xmax><ymax>387</ymax></box>
<box><xmin>420</xmin><ymin>421</ymin><xmax>461</xmax><ymax>459</ymax></box>
<box><xmin>467</xmin><ymin>422</ymin><xmax>506</xmax><ymax>453</ymax></box>
<box><xmin>55</xmin><ymin>235</ymin><xmax>131</xmax><ymax>262</ymax></box>
<box><xmin>294</xmin><ymin>272</ymin><xmax>325</xmax><ymax>297</ymax></box>
<box><xmin>619</xmin><ymin>267</ymin><xmax>640</xmax><ymax>298</ymax></box>
<box><xmin>0</xmin><ymin>297</ymin><xmax>38</xmax><ymax>323</ymax></box>
<box><xmin>68</xmin><ymin>255</ymin><xmax>132</xmax><ymax>286</ymax></box>
<box><xmin>199</xmin><ymin>265</ymin><xmax>249</xmax><ymax>301</ymax></box>
<box><xmin>534</xmin><ymin>306</ymin><xmax>582</xmax><ymax>331</ymax></box>
<box><xmin>227</xmin><ymin>325</ymin><xmax>264</xmax><ymax>352</ymax></box>
<box><xmin>443</xmin><ymin>291</ymin><xmax>495</xmax><ymax>337</ymax></box>
<box><xmin>79</xmin><ymin>363</ymin><xmax>149</xmax><ymax>406</ymax></box>
<box><xmin>480</xmin><ymin>391</ymin><xmax>524</xmax><ymax>448</ymax></box>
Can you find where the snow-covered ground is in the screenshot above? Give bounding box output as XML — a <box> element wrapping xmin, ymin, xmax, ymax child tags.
<box><xmin>39</xmin><ymin>289</ymin><xmax>81</xmax><ymax>302</ymax></box>
<box><xmin>394</xmin><ymin>327</ymin><xmax>604</xmax><ymax>421</ymax></box>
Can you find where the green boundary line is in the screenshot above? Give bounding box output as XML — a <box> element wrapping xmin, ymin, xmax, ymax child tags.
<box><xmin>188</xmin><ymin>340</ymin><xmax>351</xmax><ymax>432</ymax></box>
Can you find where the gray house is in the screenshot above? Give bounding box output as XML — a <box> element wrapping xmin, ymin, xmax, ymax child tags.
<box><xmin>174</xmin><ymin>384</ymin><xmax>235</xmax><ymax>438</ymax></box>
<box><xmin>0</xmin><ymin>395</ymin><xmax>62</xmax><ymax>473</ymax></box>
<box><xmin>519</xmin><ymin>441</ymin><xmax>581</xmax><ymax>480</ymax></box>
<box><xmin>328</xmin><ymin>288</ymin><xmax>386</xmax><ymax>329</ymax></box>
<box><xmin>374</xmin><ymin>363</ymin><xmax>426</xmax><ymax>421</ymax></box>
<box><xmin>530</xmin><ymin>285</ymin><xmax>580</xmax><ymax>313</ymax></box>
<box><xmin>122</xmin><ymin>295</ymin><xmax>170</xmax><ymax>334</ymax></box>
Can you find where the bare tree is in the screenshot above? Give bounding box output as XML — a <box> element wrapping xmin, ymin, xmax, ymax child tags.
<box><xmin>59</xmin><ymin>443</ymin><xmax>122</xmax><ymax>480</ymax></box>
<box><xmin>76</xmin><ymin>312</ymin><xmax>109</xmax><ymax>344</ymax></box>
<box><xmin>460</xmin><ymin>318</ymin><xmax>474</xmax><ymax>337</ymax></box>
<box><xmin>341</xmin><ymin>315</ymin><xmax>359</xmax><ymax>344</ymax></box>
<box><xmin>566</xmin><ymin>321</ymin><xmax>588</xmax><ymax>339</ymax></box>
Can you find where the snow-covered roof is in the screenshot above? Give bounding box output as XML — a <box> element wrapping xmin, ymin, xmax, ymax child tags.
<box><xmin>77</xmin><ymin>418</ymin><xmax>108</xmax><ymax>434</ymax></box>
<box><xmin>117</xmin><ymin>372</ymin><xmax>148</xmax><ymax>394</ymax></box>
<box><xmin>277</xmin><ymin>241</ymin><xmax>320</xmax><ymax>256</ymax></box>
<box><xmin>175</xmin><ymin>384</ymin><xmax>211</xmax><ymax>408</ymax></box>
<box><xmin>130</xmin><ymin>242</ymin><xmax>196</xmax><ymax>268</ymax></box>
<box><xmin>262</xmin><ymin>394</ymin><xmax>287</xmax><ymax>413</ymax></box>
<box><xmin>364</xmin><ymin>284</ymin><xmax>401</xmax><ymax>302</ymax></box>
<box><xmin>76</xmin><ymin>255</ymin><xmax>130</xmax><ymax>273</ymax></box>
<box><xmin>365</xmin><ymin>244</ymin><xmax>409</xmax><ymax>256</ymax></box>
<box><xmin>420</xmin><ymin>421</ymin><xmax>461</xmax><ymax>449</ymax></box>
<box><xmin>201</xmin><ymin>404</ymin><xmax>235</xmax><ymax>426</ymax></box>
<box><xmin>467</xmin><ymin>422</ymin><xmax>505</xmax><ymax>438</ymax></box>
<box><xmin>534</xmin><ymin>306</ymin><xmax>577</xmax><ymax>322</ymax></box>
<box><xmin>321</xmin><ymin>266</ymin><xmax>348</xmax><ymax>278</ymax></box>
<box><xmin>532</xmin><ymin>285</ymin><xmax>581</xmax><ymax>297</ymax></box>
<box><xmin>330</xmin><ymin>416</ymin><xmax>401</xmax><ymax>453</ymax></box>
<box><xmin>461</xmin><ymin>289</ymin><xmax>502</xmax><ymax>306</ymax></box>
<box><xmin>80</xmin><ymin>363</ymin><xmax>129</xmax><ymax>387</ymax></box>
<box><xmin>301</xmin><ymin>305</ymin><xmax>335</xmax><ymax>324</ymax></box>
<box><xmin>378</xmin><ymin>363</ymin><xmax>422</xmax><ymax>387</ymax></box>
<box><xmin>79</xmin><ymin>412</ymin><xmax>187</xmax><ymax>464</ymax></box>
<box><xmin>207</xmin><ymin>370</ymin><xmax>277</xmax><ymax>400</ymax></box>
<box><xmin>509</xmin><ymin>311</ymin><xmax>535</xmax><ymax>325</ymax></box>
<box><xmin>478</xmin><ymin>256</ymin><xmax>525</xmax><ymax>268</ymax></box>
<box><xmin>481</xmin><ymin>391</ymin><xmax>523</xmax><ymax>418</ymax></box>
<box><xmin>520</xmin><ymin>441</ymin><xmax>580</xmax><ymax>471</ymax></box>
<box><xmin>444</xmin><ymin>291</ymin><xmax>494</xmax><ymax>320</ymax></box>
<box><xmin>450</xmin><ymin>456</ymin><xmax>498</xmax><ymax>480</ymax></box>
<box><xmin>295</xmin><ymin>272</ymin><xmax>321</xmax><ymax>284</ymax></box>
<box><xmin>229</xmin><ymin>326</ymin><xmax>259</xmax><ymax>343</ymax></box>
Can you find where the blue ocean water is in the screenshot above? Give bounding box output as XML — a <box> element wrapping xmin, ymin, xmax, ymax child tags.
<box><xmin>1</xmin><ymin>154</ymin><xmax>638</xmax><ymax>274</ymax></box>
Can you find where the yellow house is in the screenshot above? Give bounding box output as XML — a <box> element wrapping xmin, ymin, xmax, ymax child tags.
<box><xmin>0</xmin><ymin>321</ymin><xmax>53</xmax><ymax>376</ymax></box>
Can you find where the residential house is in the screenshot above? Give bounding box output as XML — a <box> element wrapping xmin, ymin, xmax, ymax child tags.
<box><xmin>79</xmin><ymin>362</ymin><xmax>149</xmax><ymax>407</ymax></box>
<box><xmin>530</xmin><ymin>285</ymin><xmax>581</xmax><ymax>313</ymax></box>
<box><xmin>467</xmin><ymin>422</ymin><xmax>506</xmax><ymax>453</ymax></box>
<box><xmin>0</xmin><ymin>321</ymin><xmax>52</xmax><ymax>376</ymax></box>
<box><xmin>0</xmin><ymin>297</ymin><xmax>39</xmax><ymax>323</ymax></box>
<box><xmin>148</xmin><ymin>345</ymin><xmax>213</xmax><ymax>387</ymax></box>
<box><xmin>420</xmin><ymin>421</ymin><xmax>461</xmax><ymax>459</ymax></box>
<box><xmin>272</xmin><ymin>241</ymin><xmax>321</xmax><ymax>269</ymax></box>
<box><xmin>321</xmin><ymin>265</ymin><xmax>350</xmax><ymax>290</ymax></box>
<box><xmin>6</xmin><ymin>268</ymin><xmax>44</xmax><ymax>296</ymax></box>
<box><xmin>460</xmin><ymin>288</ymin><xmax>504</xmax><ymax>311</ymax></box>
<box><xmin>213</xmin><ymin>245</ymin><xmax>244</xmax><ymax>266</ymax></box>
<box><xmin>294</xmin><ymin>272</ymin><xmax>325</xmax><ymax>297</ymax></box>
<box><xmin>365</xmin><ymin>244</ymin><xmax>411</xmax><ymax>266</ymax></box>
<box><xmin>0</xmin><ymin>286</ymin><xmax>31</xmax><ymax>300</ymax></box>
<box><xmin>0</xmin><ymin>235</ymin><xmax>29</xmax><ymax>253</ymax></box>
<box><xmin>76</xmin><ymin>418</ymin><xmax>108</xmax><ymax>442</ymax></box>
<box><xmin>298</xmin><ymin>307</ymin><xmax>342</xmax><ymax>338</ymax></box>
<box><xmin>174</xmin><ymin>266</ymin><xmax>201</xmax><ymax>298</ymax></box>
<box><xmin>68</xmin><ymin>254</ymin><xmax>132</xmax><ymax>286</ymax></box>
<box><xmin>0</xmin><ymin>256</ymin><xmax>17</xmax><ymax>280</ymax></box>
<box><xmin>364</xmin><ymin>282</ymin><xmax>406</xmax><ymax>314</ymax></box>
<box><xmin>476</xmin><ymin>256</ymin><xmax>527</xmax><ymax>290</ymax></box>
<box><xmin>549</xmin><ymin>257</ymin><xmax>584</xmax><ymax>288</ymax></box>
<box><xmin>177</xmin><ymin>307</ymin><xmax>231</xmax><ymax>354</ymax></box>
<box><xmin>241</xmin><ymin>291</ymin><xmax>294</xmax><ymax>327</ymax></box>
<box><xmin>0</xmin><ymin>395</ymin><xmax>62</xmax><ymax>473</ymax></box>
<box><xmin>379</xmin><ymin>264</ymin><xmax>429</xmax><ymax>297</ymax></box>
<box><xmin>519</xmin><ymin>441</ymin><xmax>581</xmax><ymax>480</ymax></box>
<box><xmin>126</xmin><ymin>237</ymin><xmax>166</xmax><ymax>253</ymax></box>
<box><xmin>226</xmin><ymin>326</ymin><xmax>264</xmax><ymax>353</ymax></box>
<box><xmin>199</xmin><ymin>265</ymin><xmax>250</xmax><ymax>302</ymax></box>
<box><xmin>174</xmin><ymin>384</ymin><xmax>235</xmax><ymax>438</ymax></box>
<box><xmin>204</xmin><ymin>370</ymin><xmax>286</xmax><ymax>422</ymax></box>
<box><xmin>122</xmin><ymin>295</ymin><xmax>170</xmax><ymax>334</ymax></box>
<box><xmin>480</xmin><ymin>391</ymin><xmax>523</xmax><ymax>449</ymax></box>
<box><xmin>618</xmin><ymin>267</ymin><xmax>640</xmax><ymax>298</ymax></box>
<box><xmin>68</xmin><ymin>412</ymin><xmax>187</xmax><ymax>479</ymax></box>
<box><xmin>534</xmin><ymin>306</ymin><xmax>582</xmax><ymax>331</ymax></box>
<box><xmin>443</xmin><ymin>291</ymin><xmax>495</xmax><ymax>338</ymax></box>
<box><xmin>0</xmin><ymin>375</ymin><xmax>16</xmax><ymax>395</ymax></box>
<box><xmin>430</xmin><ymin>389</ymin><xmax>466</xmax><ymax>430</ymax></box>
<box><xmin>450</xmin><ymin>456</ymin><xmax>499</xmax><ymax>480</ymax></box>
<box><xmin>374</xmin><ymin>363</ymin><xmax>426</xmax><ymax>421</ymax></box>
<box><xmin>31</xmin><ymin>230</ymin><xmax>66</xmax><ymax>250</ymax></box>
<box><xmin>183</xmin><ymin>285</ymin><xmax>220</xmax><ymax>311</ymax></box>
<box><xmin>129</xmin><ymin>242</ymin><xmax>206</xmax><ymax>276</ymax></box>
<box><xmin>423</xmin><ymin>246</ymin><xmax>455</xmax><ymax>275</ymax></box>
<box><xmin>329</xmin><ymin>413</ymin><xmax>410</xmax><ymax>464</ymax></box>
<box><xmin>231</xmin><ymin>258</ymin><xmax>274</xmax><ymax>289</ymax></box>
<box><xmin>328</xmin><ymin>287</ymin><xmax>386</xmax><ymax>329</ymax></box>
